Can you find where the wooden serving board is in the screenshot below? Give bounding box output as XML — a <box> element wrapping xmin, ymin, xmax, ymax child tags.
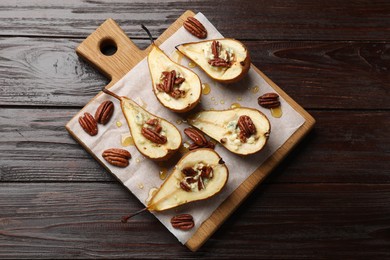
<box><xmin>66</xmin><ymin>10</ymin><xmax>315</xmax><ymax>251</ymax></box>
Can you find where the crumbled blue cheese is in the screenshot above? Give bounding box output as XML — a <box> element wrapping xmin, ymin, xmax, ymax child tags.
<box><xmin>247</xmin><ymin>136</ymin><xmax>255</xmax><ymax>144</ymax></box>
<box><xmin>135</xmin><ymin>112</ymin><xmax>144</xmax><ymax>125</ymax></box>
<box><xmin>203</xmin><ymin>42</ymin><xmax>213</xmax><ymax>59</ymax></box>
<box><xmin>204</xmin><ymin>42</ymin><xmax>235</xmax><ymax>62</ymax></box>
<box><xmin>225</xmin><ymin>119</ymin><xmax>256</xmax><ymax>147</ymax></box>
<box><xmin>227</xmin><ymin>120</ymin><xmax>237</xmax><ymax>133</ymax></box>
<box><xmin>179</xmin><ymin>82</ymin><xmax>189</xmax><ymax>92</ymax></box>
<box><xmin>162</xmin><ymin>93</ymin><xmax>171</xmax><ymax>101</ymax></box>
<box><xmin>229</xmin><ymin>133</ymin><xmax>237</xmax><ymax>141</ymax></box>
<box><xmin>195</xmin><ymin>162</ymin><xmax>204</xmax><ymax>169</ymax></box>
<box><xmin>233</xmin><ymin>139</ymin><xmax>241</xmax><ymax>145</ymax></box>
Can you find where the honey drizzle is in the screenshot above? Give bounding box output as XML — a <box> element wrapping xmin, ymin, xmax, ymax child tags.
<box><xmin>270</xmin><ymin>106</ymin><xmax>283</xmax><ymax>118</ymax></box>
<box><xmin>202</xmin><ymin>83</ymin><xmax>211</xmax><ymax>95</ymax></box>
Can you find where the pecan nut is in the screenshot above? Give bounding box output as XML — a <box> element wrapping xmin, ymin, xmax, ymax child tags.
<box><xmin>211</xmin><ymin>40</ymin><xmax>221</xmax><ymax>59</ymax></box>
<box><xmin>102</xmin><ymin>148</ymin><xmax>131</xmax><ymax>167</ymax></box>
<box><xmin>171</xmin><ymin>214</ymin><xmax>195</xmax><ymax>231</ymax></box>
<box><xmin>183</xmin><ymin>17</ymin><xmax>207</xmax><ymax>39</ymax></box>
<box><xmin>238</xmin><ymin>115</ymin><xmax>256</xmax><ymax>142</ymax></box>
<box><xmin>141</xmin><ymin>127</ymin><xmax>167</xmax><ymax>144</ymax></box>
<box><xmin>198</xmin><ymin>178</ymin><xmax>205</xmax><ymax>191</ymax></box>
<box><xmin>182</xmin><ymin>167</ymin><xmax>197</xmax><ymax>176</ymax></box>
<box><xmin>95</xmin><ymin>100</ymin><xmax>114</xmax><ymax>125</ymax></box>
<box><xmin>200</xmin><ymin>166</ymin><xmax>213</xmax><ymax>179</ymax></box>
<box><xmin>184</xmin><ymin>127</ymin><xmax>208</xmax><ymax>146</ymax></box>
<box><xmin>258</xmin><ymin>92</ymin><xmax>280</xmax><ymax>108</ymax></box>
<box><xmin>180</xmin><ymin>180</ymin><xmax>191</xmax><ymax>192</ymax></box>
<box><xmin>188</xmin><ymin>140</ymin><xmax>215</xmax><ymax>151</ymax></box>
<box><xmin>208</xmin><ymin>40</ymin><xmax>231</xmax><ymax>68</ymax></box>
<box><xmin>208</xmin><ymin>58</ymin><xmax>231</xmax><ymax>67</ymax></box>
<box><xmin>156</xmin><ymin>70</ymin><xmax>186</xmax><ymax>99</ymax></box>
<box><xmin>78</xmin><ymin>112</ymin><xmax>98</xmax><ymax>136</ymax></box>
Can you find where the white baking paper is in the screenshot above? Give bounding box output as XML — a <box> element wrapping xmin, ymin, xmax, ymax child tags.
<box><xmin>67</xmin><ymin>12</ymin><xmax>305</xmax><ymax>244</ymax></box>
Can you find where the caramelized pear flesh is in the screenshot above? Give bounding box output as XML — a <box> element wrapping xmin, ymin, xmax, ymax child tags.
<box><xmin>147</xmin><ymin>148</ymin><xmax>228</xmax><ymax>211</ymax></box>
<box><xmin>176</xmin><ymin>38</ymin><xmax>250</xmax><ymax>83</ymax></box>
<box><xmin>119</xmin><ymin>97</ymin><xmax>182</xmax><ymax>161</ymax></box>
<box><xmin>188</xmin><ymin>108</ymin><xmax>270</xmax><ymax>155</ymax></box>
<box><xmin>147</xmin><ymin>46</ymin><xmax>202</xmax><ymax>113</ymax></box>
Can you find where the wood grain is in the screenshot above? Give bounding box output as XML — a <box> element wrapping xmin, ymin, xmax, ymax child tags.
<box><xmin>0</xmin><ymin>0</ymin><xmax>389</xmax><ymax>41</ymax></box>
<box><xmin>1</xmin><ymin>109</ymin><xmax>388</xmax><ymax>183</ymax></box>
<box><xmin>0</xmin><ymin>38</ymin><xmax>388</xmax><ymax>108</ymax></box>
<box><xmin>0</xmin><ymin>183</ymin><xmax>389</xmax><ymax>258</ymax></box>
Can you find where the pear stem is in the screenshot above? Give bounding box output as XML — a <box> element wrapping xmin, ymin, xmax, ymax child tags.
<box><xmin>102</xmin><ymin>87</ymin><xmax>121</xmax><ymax>101</ymax></box>
<box><xmin>141</xmin><ymin>24</ymin><xmax>154</xmax><ymax>45</ymax></box>
<box><xmin>121</xmin><ymin>207</ymin><xmax>148</xmax><ymax>223</ymax></box>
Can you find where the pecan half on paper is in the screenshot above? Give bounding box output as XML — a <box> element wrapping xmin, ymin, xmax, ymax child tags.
<box><xmin>171</xmin><ymin>214</ymin><xmax>195</xmax><ymax>231</ymax></box>
<box><xmin>258</xmin><ymin>93</ymin><xmax>280</xmax><ymax>108</ymax></box>
<box><xmin>95</xmin><ymin>100</ymin><xmax>114</xmax><ymax>125</ymax></box>
<box><xmin>79</xmin><ymin>112</ymin><xmax>98</xmax><ymax>136</ymax></box>
<box><xmin>102</xmin><ymin>148</ymin><xmax>131</xmax><ymax>167</ymax></box>
<box><xmin>183</xmin><ymin>17</ymin><xmax>207</xmax><ymax>39</ymax></box>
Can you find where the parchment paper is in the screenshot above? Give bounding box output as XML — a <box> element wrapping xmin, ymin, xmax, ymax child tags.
<box><xmin>67</xmin><ymin>12</ymin><xmax>305</xmax><ymax>244</ymax></box>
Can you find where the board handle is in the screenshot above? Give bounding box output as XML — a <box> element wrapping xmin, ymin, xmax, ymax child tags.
<box><xmin>76</xmin><ymin>18</ymin><xmax>146</xmax><ymax>85</ymax></box>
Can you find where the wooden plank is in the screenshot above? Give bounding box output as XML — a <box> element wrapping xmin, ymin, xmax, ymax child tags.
<box><xmin>0</xmin><ymin>0</ymin><xmax>389</xmax><ymax>41</ymax></box>
<box><xmin>1</xmin><ymin>109</ymin><xmax>389</xmax><ymax>183</ymax></box>
<box><xmin>0</xmin><ymin>108</ymin><xmax>112</xmax><ymax>181</ymax></box>
<box><xmin>0</xmin><ymin>37</ymin><xmax>389</xmax><ymax>108</ymax></box>
<box><xmin>0</xmin><ymin>182</ymin><xmax>389</xmax><ymax>258</ymax></box>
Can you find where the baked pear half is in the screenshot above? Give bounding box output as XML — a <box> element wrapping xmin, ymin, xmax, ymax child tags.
<box><xmin>188</xmin><ymin>107</ymin><xmax>270</xmax><ymax>156</ymax></box>
<box><xmin>103</xmin><ymin>88</ymin><xmax>181</xmax><ymax>161</ymax></box>
<box><xmin>143</xmin><ymin>25</ymin><xmax>202</xmax><ymax>113</ymax></box>
<box><xmin>147</xmin><ymin>148</ymin><xmax>228</xmax><ymax>211</ymax></box>
<box><xmin>176</xmin><ymin>38</ymin><xmax>250</xmax><ymax>83</ymax></box>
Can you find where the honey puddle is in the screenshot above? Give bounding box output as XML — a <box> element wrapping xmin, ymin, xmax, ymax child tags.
<box><xmin>251</xmin><ymin>85</ymin><xmax>259</xmax><ymax>94</ymax></box>
<box><xmin>179</xmin><ymin>142</ymin><xmax>190</xmax><ymax>154</ymax></box>
<box><xmin>145</xmin><ymin>187</ymin><xmax>158</xmax><ymax>204</ymax></box>
<box><xmin>121</xmin><ymin>133</ymin><xmax>134</xmax><ymax>147</ymax></box>
<box><xmin>159</xmin><ymin>168</ymin><xmax>168</xmax><ymax>180</ymax></box>
<box><xmin>202</xmin><ymin>83</ymin><xmax>211</xmax><ymax>95</ymax></box>
<box><xmin>271</xmin><ymin>106</ymin><xmax>283</xmax><ymax>118</ymax></box>
<box><xmin>171</xmin><ymin>50</ymin><xmax>184</xmax><ymax>64</ymax></box>
<box><xmin>188</xmin><ymin>61</ymin><xmax>197</xmax><ymax>68</ymax></box>
<box><xmin>230</xmin><ymin>103</ymin><xmax>241</xmax><ymax>109</ymax></box>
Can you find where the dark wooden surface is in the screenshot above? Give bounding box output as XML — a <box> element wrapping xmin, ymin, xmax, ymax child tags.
<box><xmin>0</xmin><ymin>1</ymin><xmax>389</xmax><ymax>258</ymax></box>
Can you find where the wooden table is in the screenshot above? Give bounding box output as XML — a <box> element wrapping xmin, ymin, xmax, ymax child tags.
<box><xmin>1</xmin><ymin>1</ymin><xmax>389</xmax><ymax>258</ymax></box>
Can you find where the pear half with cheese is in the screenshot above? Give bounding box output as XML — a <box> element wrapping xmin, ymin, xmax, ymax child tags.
<box><xmin>147</xmin><ymin>148</ymin><xmax>228</xmax><ymax>211</ymax></box>
<box><xmin>142</xmin><ymin>24</ymin><xmax>202</xmax><ymax>113</ymax></box>
<box><xmin>188</xmin><ymin>107</ymin><xmax>270</xmax><ymax>156</ymax></box>
<box><xmin>103</xmin><ymin>88</ymin><xmax>181</xmax><ymax>161</ymax></box>
<box><xmin>176</xmin><ymin>38</ymin><xmax>250</xmax><ymax>84</ymax></box>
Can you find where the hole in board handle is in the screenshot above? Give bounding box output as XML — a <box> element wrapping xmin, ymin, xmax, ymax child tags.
<box><xmin>100</xmin><ymin>38</ymin><xmax>117</xmax><ymax>56</ymax></box>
